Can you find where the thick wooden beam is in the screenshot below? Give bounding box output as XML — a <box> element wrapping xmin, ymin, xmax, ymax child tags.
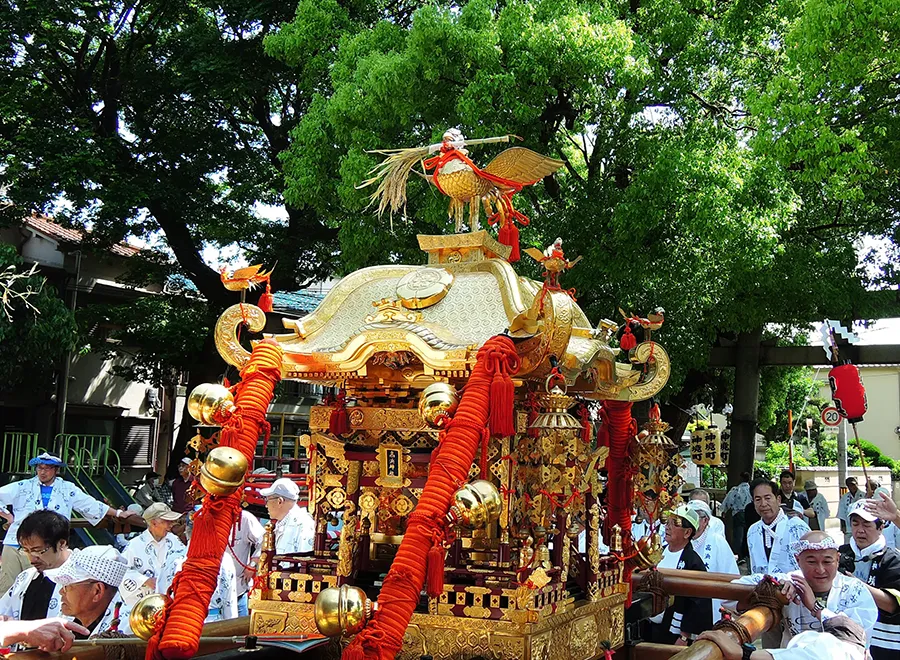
<box><xmin>709</xmin><ymin>343</ymin><xmax>900</xmax><ymax>368</ymax></box>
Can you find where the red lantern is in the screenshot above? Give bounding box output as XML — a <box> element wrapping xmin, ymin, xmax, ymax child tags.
<box><xmin>828</xmin><ymin>363</ymin><xmax>867</xmax><ymax>424</ymax></box>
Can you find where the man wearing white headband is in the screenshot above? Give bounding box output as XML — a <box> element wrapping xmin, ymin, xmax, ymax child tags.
<box><xmin>0</xmin><ymin>453</ymin><xmax>142</xmax><ymax>593</ymax></box>
<box><xmin>687</xmin><ymin>500</ymin><xmax>739</xmax><ymax>626</ymax></box>
<box><xmin>838</xmin><ymin>499</ymin><xmax>900</xmax><ymax>659</ymax></box>
<box><xmin>45</xmin><ymin>546</ymin><xmax>134</xmax><ymax>638</ymax></box>
<box><xmin>733</xmin><ymin>531</ymin><xmax>877</xmax><ymax>647</ymax></box>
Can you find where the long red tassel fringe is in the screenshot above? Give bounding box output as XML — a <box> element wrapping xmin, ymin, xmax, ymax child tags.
<box><xmin>341</xmin><ymin>336</ymin><xmax>518</xmax><ymax>660</ymax></box>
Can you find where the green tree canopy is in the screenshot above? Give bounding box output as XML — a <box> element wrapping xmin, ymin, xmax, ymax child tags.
<box><xmin>0</xmin><ymin>244</ymin><xmax>77</xmax><ymax>393</ymax></box>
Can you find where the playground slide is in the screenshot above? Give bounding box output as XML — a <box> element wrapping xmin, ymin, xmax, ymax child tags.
<box><xmin>63</xmin><ymin>468</ymin><xmax>118</xmax><ymax>547</ymax></box>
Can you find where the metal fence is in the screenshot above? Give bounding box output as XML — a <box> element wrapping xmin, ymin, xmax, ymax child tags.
<box><xmin>0</xmin><ymin>432</ymin><xmax>43</xmax><ymax>474</ymax></box>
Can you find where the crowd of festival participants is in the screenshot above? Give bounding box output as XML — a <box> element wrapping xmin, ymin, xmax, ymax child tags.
<box><xmin>647</xmin><ymin>471</ymin><xmax>900</xmax><ymax>660</ymax></box>
<box><xmin>1</xmin><ymin>453</ymin><xmax>899</xmax><ymax>659</ymax></box>
<box><xmin>0</xmin><ymin>453</ymin><xmax>313</xmax><ymax>651</ymax></box>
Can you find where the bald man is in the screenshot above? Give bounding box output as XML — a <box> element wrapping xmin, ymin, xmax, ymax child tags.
<box><xmin>733</xmin><ymin>531</ymin><xmax>877</xmax><ymax>647</ymax></box>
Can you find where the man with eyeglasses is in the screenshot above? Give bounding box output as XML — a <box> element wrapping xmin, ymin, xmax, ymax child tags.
<box><xmin>259</xmin><ymin>478</ymin><xmax>314</xmax><ymax>555</ymax></box>
<box><xmin>648</xmin><ymin>504</ymin><xmax>711</xmax><ymax>646</ymax></box>
<box><xmin>45</xmin><ymin>546</ymin><xmax>133</xmax><ymax>638</ymax></box>
<box><xmin>0</xmin><ymin>511</ymin><xmax>70</xmax><ymax>621</ymax></box>
<box><xmin>0</xmin><ymin>453</ymin><xmax>143</xmax><ymax>594</ymax></box>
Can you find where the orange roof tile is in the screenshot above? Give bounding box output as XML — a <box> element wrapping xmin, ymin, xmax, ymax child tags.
<box><xmin>24</xmin><ymin>215</ymin><xmax>140</xmax><ymax>258</ymax></box>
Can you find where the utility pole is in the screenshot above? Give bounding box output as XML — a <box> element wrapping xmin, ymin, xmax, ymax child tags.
<box><xmin>837</xmin><ymin>419</ymin><xmax>848</xmax><ymax>488</ymax></box>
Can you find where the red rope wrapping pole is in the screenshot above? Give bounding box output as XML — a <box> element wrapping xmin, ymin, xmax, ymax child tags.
<box><xmin>341</xmin><ymin>336</ymin><xmax>518</xmax><ymax>660</ymax></box>
<box><xmin>603</xmin><ymin>400</ymin><xmax>636</xmax><ymax>604</ymax></box>
<box><xmin>147</xmin><ymin>339</ymin><xmax>283</xmax><ymax>660</ymax></box>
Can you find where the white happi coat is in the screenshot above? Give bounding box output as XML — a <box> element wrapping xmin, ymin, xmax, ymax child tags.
<box><xmin>86</xmin><ymin>592</ymin><xmax>134</xmax><ymax>638</ymax></box>
<box><xmin>0</xmin><ymin>477</ymin><xmax>108</xmax><ymax>546</ymax></box>
<box><xmin>274</xmin><ymin>505</ymin><xmax>315</xmax><ymax>555</ymax></box>
<box><xmin>735</xmin><ymin>571</ymin><xmax>877</xmax><ymax>646</ymax></box>
<box><xmin>747</xmin><ymin>514</ymin><xmax>810</xmax><ymax>575</ymax></box>
<box><xmin>770</xmin><ymin>630</ymin><xmax>866</xmax><ymax>660</ymax></box>
<box><xmin>122</xmin><ymin>530</ymin><xmax>186</xmax><ymax>581</ymax></box>
<box><xmin>0</xmin><ymin>567</ymin><xmax>64</xmax><ymax>620</ymax></box>
<box><xmin>807</xmin><ymin>493</ymin><xmax>831</xmax><ymax>531</ymax></box>
<box><xmin>708</xmin><ymin>516</ymin><xmax>726</xmax><ymax>538</ymax></box>
<box><xmin>692</xmin><ymin>528</ymin><xmax>740</xmax><ymax>625</ymax></box>
<box><xmin>722</xmin><ymin>483</ymin><xmax>752</xmax><ymax>515</ymax></box>
<box><xmin>158</xmin><ymin>551</ymin><xmax>238</xmax><ymax>622</ymax></box>
<box><xmin>228</xmin><ymin>510</ymin><xmax>265</xmax><ymax>596</ymax></box>
<box><xmin>838</xmin><ymin>491</ymin><xmax>865</xmax><ymax>527</ymax></box>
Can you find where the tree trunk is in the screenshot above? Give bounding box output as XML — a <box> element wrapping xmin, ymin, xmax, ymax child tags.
<box><xmin>727</xmin><ymin>328</ymin><xmax>763</xmax><ymax>487</ymax></box>
<box><xmin>165</xmin><ymin>334</ymin><xmax>227</xmax><ymax>479</ymax></box>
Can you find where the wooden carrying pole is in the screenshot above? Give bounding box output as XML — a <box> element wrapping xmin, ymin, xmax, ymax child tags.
<box><xmin>629</xmin><ymin>577</ymin><xmax>789</xmax><ymax>660</ymax></box>
<box><xmin>7</xmin><ymin>617</ymin><xmax>250</xmax><ymax>660</ymax></box>
<box><xmin>631</xmin><ymin>568</ymin><xmax>755</xmax><ymax>604</ymax></box>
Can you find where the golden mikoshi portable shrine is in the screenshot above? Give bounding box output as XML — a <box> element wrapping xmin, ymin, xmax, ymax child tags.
<box><xmin>145</xmin><ymin>131</ymin><xmax>693</xmax><ymax>660</ymax></box>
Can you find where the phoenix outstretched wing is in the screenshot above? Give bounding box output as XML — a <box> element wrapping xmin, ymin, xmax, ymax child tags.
<box><xmin>482</xmin><ymin>147</ymin><xmax>565</xmax><ymax>187</ymax></box>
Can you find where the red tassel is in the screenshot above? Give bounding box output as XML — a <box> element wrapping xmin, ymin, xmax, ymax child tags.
<box><xmin>579</xmin><ymin>405</ymin><xmax>591</xmax><ymax>443</ymax></box>
<box><xmin>489</xmin><ymin>369</ymin><xmax>516</xmax><ymax>437</ymax></box>
<box><xmin>620</xmin><ymin>325</ymin><xmax>637</xmax><ymax>351</ymax></box>
<box><xmin>498</xmin><ymin>220</ymin><xmax>520</xmax><ymax>262</ymax></box>
<box><xmin>258</xmin><ymin>283</ymin><xmax>274</xmax><ymax>313</ymax></box>
<box><xmin>597</xmin><ymin>408</ymin><xmax>610</xmax><ymax>447</ymax></box>
<box><xmin>525</xmin><ymin>391</ymin><xmax>540</xmax><ymax>438</ymax></box>
<box><xmin>426</xmin><ymin>542</ymin><xmax>446</xmax><ymax>599</ymax></box>
<box><xmin>341</xmin><ymin>644</ymin><xmax>366</xmax><ymax>660</ymax></box>
<box><xmin>329</xmin><ymin>389</ymin><xmax>351</xmax><ymax>436</ymax></box>
<box><xmin>479</xmin><ymin>427</ymin><xmax>490</xmax><ymax>479</ymax></box>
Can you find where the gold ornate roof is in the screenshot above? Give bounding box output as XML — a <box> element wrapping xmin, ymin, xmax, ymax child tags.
<box><xmin>214</xmin><ymin>232</ymin><xmax>669</xmax><ymax>401</ymax></box>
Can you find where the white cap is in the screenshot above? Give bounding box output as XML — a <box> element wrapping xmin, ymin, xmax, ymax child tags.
<box><xmin>849</xmin><ymin>499</ymin><xmax>878</xmax><ymax>522</ymax></box>
<box><xmin>687</xmin><ymin>500</ymin><xmax>712</xmax><ymax>518</ymax></box>
<box><xmin>45</xmin><ymin>546</ymin><xmax>128</xmax><ymax>588</ymax></box>
<box><xmin>259</xmin><ymin>477</ymin><xmax>300</xmax><ymax>501</ymax></box>
<box><xmin>180</xmin><ymin>457</ymin><xmax>192</xmax><ymax>465</ymax></box>
<box><xmin>119</xmin><ymin>570</ymin><xmax>155</xmax><ymax>607</ymax></box>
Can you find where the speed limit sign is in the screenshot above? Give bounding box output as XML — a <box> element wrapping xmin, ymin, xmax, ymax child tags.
<box><xmin>821</xmin><ymin>406</ymin><xmax>841</xmax><ymax>427</ymax></box>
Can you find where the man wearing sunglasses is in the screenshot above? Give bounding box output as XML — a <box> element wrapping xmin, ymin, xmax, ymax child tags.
<box><xmin>0</xmin><ymin>510</ymin><xmax>70</xmax><ymax>621</ymax></box>
<box><xmin>0</xmin><ymin>453</ymin><xmax>143</xmax><ymax>594</ymax></box>
<box><xmin>648</xmin><ymin>504</ymin><xmax>712</xmax><ymax>646</ymax></box>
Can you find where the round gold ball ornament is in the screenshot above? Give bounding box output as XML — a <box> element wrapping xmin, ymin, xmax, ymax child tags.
<box><xmin>199</xmin><ymin>446</ymin><xmax>249</xmax><ymax>496</ymax></box>
<box><xmin>187</xmin><ymin>383</ymin><xmax>235</xmax><ymax>426</ymax></box>
<box><xmin>129</xmin><ymin>593</ymin><xmax>173</xmax><ymax>641</ymax></box>
<box><xmin>417</xmin><ymin>383</ymin><xmax>459</xmax><ymax>429</ymax></box>
<box><xmin>447</xmin><ymin>480</ymin><xmax>502</xmax><ymax>529</ymax></box>
<box><xmin>314</xmin><ymin>585</ymin><xmax>373</xmax><ymax>637</ymax></box>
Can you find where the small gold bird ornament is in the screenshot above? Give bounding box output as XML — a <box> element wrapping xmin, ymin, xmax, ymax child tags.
<box><xmin>359</xmin><ymin>128</ymin><xmax>563</xmax><ymax>262</ymax></box>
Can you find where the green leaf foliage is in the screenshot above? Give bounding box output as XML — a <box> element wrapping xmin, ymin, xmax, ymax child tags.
<box><xmin>0</xmin><ymin>245</ymin><xmax>77</xmax><ymax>393</ymax></box>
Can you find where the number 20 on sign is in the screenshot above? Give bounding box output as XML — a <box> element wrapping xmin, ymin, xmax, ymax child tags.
<box><xmin>821</xmin><ymin>406</ymin><xmax>841</xmax><ymax>427</ymax></box>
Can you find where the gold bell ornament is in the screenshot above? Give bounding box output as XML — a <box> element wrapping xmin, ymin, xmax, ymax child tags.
<box><xmin>447</xmin><ymin>480</ymin><xmax>502</xmax><ymax>529</ymax></box>
<box><xmin>417</xmin><ymin>382</ymin><xmax>459</xmax><ymax>429</ymax></box>
<box><xmin>199</xmin><ymin>446</ymin><xmax>249</xmax><ymax>497</ymax></box>
<box><xmin>129</xmin><ymin>593</ymin><xmax>173</xmax><ymax>641</ymax></box>
<box><xmin>187</xmin><ymin>383</ymin><xmax>235</xmax><ymax>426</ymax></box>
<box><xmin>314</xmin><ymin>585</ymin><xmax>375</xmax><ymax>637</ymax></box>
